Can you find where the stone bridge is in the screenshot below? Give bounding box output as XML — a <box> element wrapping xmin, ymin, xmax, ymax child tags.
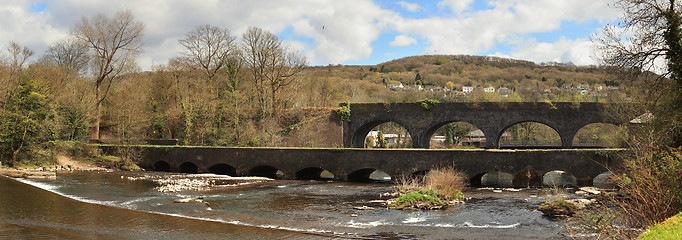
<box><xmin>126</xmin><ymin>146</ymin><xmax>621</xmax><ymax>187</ymax></box>
<box><xmin>343</xmin><ymin>102</ymin><xmax>634</xmax><ymax>149</ymax></box>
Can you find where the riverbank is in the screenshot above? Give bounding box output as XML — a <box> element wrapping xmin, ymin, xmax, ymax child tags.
<box><xmin>0</xmin><ymin>155</ymin><xmax>109</xmax><ymax>179</ymax></box>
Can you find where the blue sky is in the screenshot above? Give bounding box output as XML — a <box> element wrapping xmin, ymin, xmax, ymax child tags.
<box><xmin>4</xmin><ymin>0</ymin><xmax>621</xmax><ymax>70</ymax></box>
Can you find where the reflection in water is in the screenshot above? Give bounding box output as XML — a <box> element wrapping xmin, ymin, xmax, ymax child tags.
<box><xmin>0</xmin><ymin>175</ymin><xmax>309</xmax><ymax>240</ymax></box>
<box><xmin>1</xmin><ymin>172</ymin><xmax>567</xmax><ymax>239</ymax></box>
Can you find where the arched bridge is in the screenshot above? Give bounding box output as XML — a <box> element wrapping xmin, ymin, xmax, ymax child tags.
<box><xmin>343</xmin><ymin>102</ymin><xmax>634</xmax><ymax>149</ymax></box>
<box><xmin>127</xmin><ymin>146</ymin><xmax>620</xmax><ymax>186</ymax></box>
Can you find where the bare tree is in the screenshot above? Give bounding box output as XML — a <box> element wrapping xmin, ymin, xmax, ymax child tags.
<box><xmin>45</xmin><ymin>38</ymin><xmax>90</xmax><ymax>75</ymax></box>
<box><xmin>242</xmin><ymin>26</ymin><xmax>307</xmax><ymax>118</ymax></box>
<box><xmin>72</xmin><ymin>10</ymin><xmax>144</xmax><ymax>140</ymax></box>
<box><xmin>7</xmin><ymin>41</ymin><xmax>34</xmax><ymax>72</ymax></box>
<box><xmin>596</xmin><ymin>0</ymin><xmax>682</xmax><ymax>146</ymax></box>
<box><xmin>178</xmin><ymin>24</ymin><xmax>237</xmax><ymax>84</ymax></box>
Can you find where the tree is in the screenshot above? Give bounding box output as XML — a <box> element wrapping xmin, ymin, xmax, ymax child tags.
<box><xmin>72</xmin><ymin>10</ymin><xmax>144</xmax><ymax>140</ymax></box>
<box><xmin>242</xmin><ymin>26</ymin><xmax>307</xmax><ymax>118</ymax></box>
<box><xmin>178</xmin><ymin>24</ymin><xmax>238</xmax><ymax>85</ymax></box>
<box><xmin>45</xmin><ymin>38</ymin><xmax>90</xmax><ymax>76</ymax></box>
<box><xmin>596</xmin><ymin>0</ymin><xmax>682</xmax><ymax>146</ymax></box>
<box><xmin>6</xmin><ymin>41</ymin><xmax>34</xmax><ymax>72</ymax></box>
<box><xmin>0</xmin><ymin>76</ymin><xmax>50</xmax><ymax>167</ymax></box>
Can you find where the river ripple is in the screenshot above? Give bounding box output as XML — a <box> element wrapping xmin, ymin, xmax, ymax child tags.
<box><xmin>1</xmin><ymin>171</ymin><xmax>567</xmax><ymax>239</ymax></box>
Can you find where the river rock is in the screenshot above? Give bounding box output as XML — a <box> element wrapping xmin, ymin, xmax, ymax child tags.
<box><xmin>593</xmin><ymin>172</ymin><xmax>616</xmax><ymax>189</ymax></box>
<box><xmin>542</xmin><ymin>170</ymin><xmax>577</xmax><ymax>187</ymax></box>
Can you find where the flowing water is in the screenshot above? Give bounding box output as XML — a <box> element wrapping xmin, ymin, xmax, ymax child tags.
<box><xmin>0</xmin><ymin>171</ymin><xmax>568</xmax><ymax>239</ymax></box>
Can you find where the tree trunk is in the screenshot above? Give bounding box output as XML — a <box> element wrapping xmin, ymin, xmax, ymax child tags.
<box><xmin>94</xmin><ymin>81</ymin><xmax>101</xmax><ymax>141</ymax></box>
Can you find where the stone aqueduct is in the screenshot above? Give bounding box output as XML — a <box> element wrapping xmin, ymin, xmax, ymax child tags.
<box><xmin>344</xmin><ymin>102</ymin><xmax>632</xmax><ymax>149</ymax></box>
<box><xmin>119</xmin><ymin>102</ymin><xmax>636</xmax><ymax>186</ymax></box>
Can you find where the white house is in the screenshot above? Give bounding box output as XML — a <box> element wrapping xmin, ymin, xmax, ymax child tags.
<box><xmin>484</xmin><ymin>86</ymin><xmax>495</xmax><ymax>93</ymax></box>
<box><xmin>388</xmin><ymin>83</ymin><xmax>404</xmax><ymax>89</ymax></box>
<box><xmin>462</xmin><ymin>86</ymin><xmax>474</xmax><ymax>93</ymax></box>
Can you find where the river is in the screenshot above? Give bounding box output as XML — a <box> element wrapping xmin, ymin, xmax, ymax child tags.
<box><xmin>0</xmin><ymin>171</ymin><xmax>568</xmax><ymax>239</ymax></box>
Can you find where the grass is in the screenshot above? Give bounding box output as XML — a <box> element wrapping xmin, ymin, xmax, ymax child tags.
<box><xmin>391</xmin><ymin>166</ymin><xmax>466</xmax><ymax>210</ymax></box>
<box><xmin>639</xmin><ymin>212</ymin><xmax>682</xmax><ymax>240</ymax></box>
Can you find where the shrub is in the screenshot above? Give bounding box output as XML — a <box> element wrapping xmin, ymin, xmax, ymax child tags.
<box><xmin>416</xmin><ymin>99</ymin><xmax>439</xmax><ymax>110</ymax></box>
<box><xmin>391</xmin><ymin>166</ymin><xmax>466</xmax><ymax>210</ymax></box>
<box><xmin>611</xmin><ymin>147</ymin><xmax>682</xmax><ymax>226</ymax></box>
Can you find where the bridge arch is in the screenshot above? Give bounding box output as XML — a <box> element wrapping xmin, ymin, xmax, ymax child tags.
<box><xmin>352</xmin><ymin>120</ymin><xmax>414</xmax><ymax>148</ymax></box>
<box><xmin>571</xmin><ymin>123</ymin><xmax>624</xmax><ymax>148</ymax></box>
<box><xmin>208</xmin><ymin>163</ymin><xmax>237</xmax><ymax>176</ymax></box>
<box><xmin>425</xmin><ymin>120</ymin><xmax>487</xmax><ymax>149</ymax></box>
<box><xmin>295</xmin><ymin>167</ymin><xmax>334</xmax><ymax>180</ymax></box>
<box><xmin>154</xmin><ymin>161</ymin><xmax>170</xmax><ymax>172</ymax></box>
<box><xmin>249</xmin><ymin>165</ymin><xmax>281</xmax><ymax>179</ymax></box>
<box><xmin>496</xmin><ymin>120</ymin><xmax>563</xmax><ymax>148</ymax></box>
<box><xmin>179</xmin><ymin>162</ymin><xmax>198</xmax><ymax>174</ymax></box>
<box><xmin>347</xmin><ymin>168</ymin><xmax>392</xmax><ymax>182</ymax></box>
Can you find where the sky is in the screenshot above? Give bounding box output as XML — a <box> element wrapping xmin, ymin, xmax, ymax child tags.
<box><xmin>0</xmin><ymin>0</ymin><xmax>621</xmax><ymax>70</ymax></box>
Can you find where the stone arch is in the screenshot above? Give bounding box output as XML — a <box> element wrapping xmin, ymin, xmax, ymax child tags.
<box><xmin>249</xmin><ymin>165</ymin><xmax>280</xmax><ymax>179</ymax></box>
<box><xmin>179</xmin><ymin>162</ymin><xmax>198</xmax><ymax>174</ymax></box>
<box><xmin>571</xmin><ymin>123</ymin><xmax>623</xmax><ymax>148</ymax></box>
<box><xmin>351</xmin><ymin>120</ymin><xmax>414</xmax><ymax>148</ymax></box>
<box><xmin>469</xmin><ymin>172</ymin><xmax>487</xmax><ymax>187</ymax></box>
<box><xmin>153</xmin><ymin>161</ymin><xmax>170</xmax><ymax>172</ymax></box>
<box><xmin>424</xmin><ymin>120</ymin><xmax>487</xmax><ymax>149</ymax></box>
<box><xmin>481</xmin><ymin>171</ymin><xmax>514</xmax><ymax>187</ymax></box>
<box><xmin>208</xmin><ymin>163</ymin><xmax>237</xmax><ymax>176</ymax></box>
<box><xmin>497</xmin><ymin>120</ymin><xmax>563</xmax><ymax>148</ymax></box>
<box><xmin>347</xmin><ymin>168</ymin><xmax>392</xmax><ymax>182</ymax></box>
<box><xmin>295</xmin><ymin>167</ymin><xmax>334</xmax><ymax>180</ymax></box>
<box><xmin>542</xmin><ymin>170</ymin><xmax>577</xmax><ymax>186</ymax></box>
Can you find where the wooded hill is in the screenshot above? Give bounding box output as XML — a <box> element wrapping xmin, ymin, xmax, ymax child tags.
<box><xmin>303</xmin><ymin>54</ymin><xmax>631</xmax><ymax>104</ymax></box>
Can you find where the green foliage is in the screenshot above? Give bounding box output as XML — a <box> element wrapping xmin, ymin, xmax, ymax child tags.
<box><xmin>332</xmin><ymin>101</ymin><xmax>351</xmax><ymax>123</ymax></box>
<box><xmin>0</xmin><ymin>76</ymin><xmax>52</xmax><ymax>167</ymax></box>
<box><xmin>537</xmin><ymin>200</ymin><xmax>578</xmax><ymax>218</ymax></box>
<box><xmin>416</xmin><ymin>99</ymin><xmax>439</xmax><ymax>110</ymax></box>
<box><xmin>149</xmin><ymin>96</ymin><xmax>166</xmax><ymax>139</ymax></box>
<box><xmin>639</xmin><ymin>212</ymin><xmax>682</xmax><ymax>240</ymax></box>
<box><xmin>395</xmin><ymin>189</ymin><xmax>447</xmax><ymax>208</ymax></box>
<box><xmin>376</xmin><ymin>130</ymin><xmax>387</xmax><ymax>148</ymax></box>
<box><xmin>444</xmin><ymin>122</ymin><xmax>473</xmax><ymax>146</ymax></box>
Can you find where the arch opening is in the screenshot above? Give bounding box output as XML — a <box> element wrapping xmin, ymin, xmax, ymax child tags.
<box><xmin>296</xmin><ymin>167</ymin><xmax>334</xmax><ymax>180</ymax></box>
<box><xmin>469</xmin><ymin>172</ymin><xmax>487</xmax><ymax>187</ymax></box>
<box><xmin>429</xmin><ymin>121</ymin><xmax>485</xmax><ymax>149</ymax></box>
<box><xmin>153</xmin><ymin>161</ymin><xmax>170</xmax><ymax>172</ymax></box>
<box><xmin>348</xmin><ymin>169</ymin><xmax>392</xmax><ymax>182</ymax></box>
<box><xmin>542</xmin><ymin>170</ymin><xmax>577</xmax><ymax>187</ymax></box>
<box><xmin>208</xmin><ymin>164</ymin><xmax>237</xmax><ymax>176</ymax></box>
<box><xmin>355</xmin><ymin>121</ymin><xmax>412</xmax><ymax>148</ymax></box>
<box><xmin>249</xmin><ymin>165</ymin><xmax>281</xmax><ymax>179</ymax></box>
<box><xmin>499</xmin><ymin>121</ymin><xmax>561</xmax><ymax>148</ymax></box>
<box><xmin>573</xmin><ymin>123</ymin><xmax>625</xmax><ymax>148</ymax></box>
<box><xmin>179</xmin><ymin>162</ymin><xmax>198</xmax><ymax>174</ymax></box>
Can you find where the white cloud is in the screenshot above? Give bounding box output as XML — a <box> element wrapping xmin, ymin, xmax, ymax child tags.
<box><xmin>0</xmin><ymin>0</ymin><xmax>622</xmax><ymax>70</ymax></box>
<box><xmin>390</xmin><ymin>35</ymin><xmax>417</xmax><ymax>47</ymax></box>
<box><xmin>438</xmin><ymin>0</ymin><xmax>474</xmax><ymax>14</ymax></box>
<box><xmin>397</xmin><ymin>1</ymin><xmax>422</xmax><ymax>12</ymax></box>
<box><xmin>505</xmin><ymin>37</ymin><xmax>598</xmax><ymax>65</ymax></box>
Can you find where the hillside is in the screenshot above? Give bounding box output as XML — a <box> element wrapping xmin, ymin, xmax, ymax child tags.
<box><xmin>300</xmin><ymin>55</ymin><xmax>629</xmax><ymax>105</ymax></box>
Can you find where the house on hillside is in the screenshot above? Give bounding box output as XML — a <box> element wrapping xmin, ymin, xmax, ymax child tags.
<box><xmin>498</xmin><ymin>87</ymin><xmax>511</xmax><ymax>97</ymax></box>
<box><xmin>463</xmin><ymin>86</ymin><xmax>474</xmax><ymax>93</ymax></box>
<box><xmin>388</xmin><ymin>83</ymin><xmax>404</xmax><ymax>89</ymax></box>
<box><xmin>484</xmin><ymin>86</ymin><xmax>495</xmax><ymax>93</ymax></box>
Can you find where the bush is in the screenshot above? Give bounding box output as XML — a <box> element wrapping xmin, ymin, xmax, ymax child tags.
<box><xmin>612</xmin><ymin>147</ymin><xmax>682</xmax><ymax>226</ymax></box>
<box><xmin>391</xmin><ymin>166</ymin><xmax>465</xmax><ymax>210</ymax></box>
